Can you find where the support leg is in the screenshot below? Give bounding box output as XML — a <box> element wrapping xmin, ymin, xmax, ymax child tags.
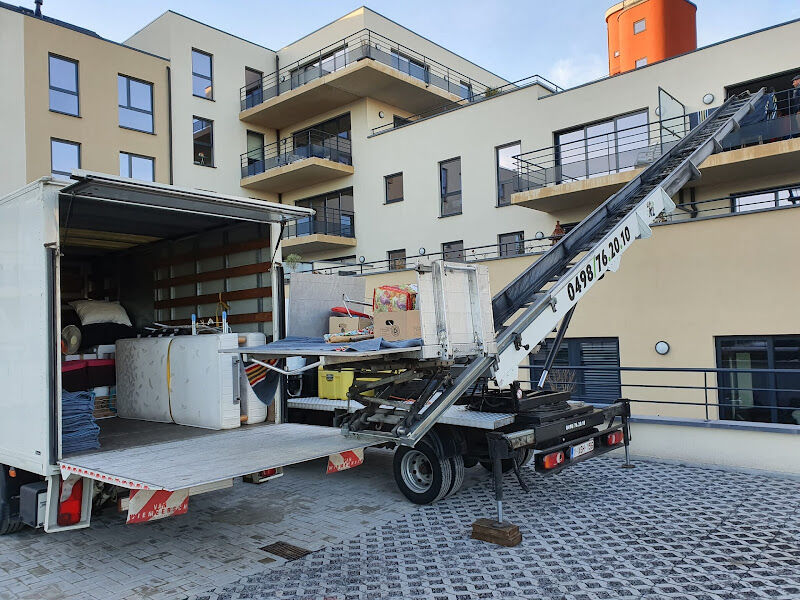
<box><xmin>471</xmin><ymin>433</ymin><xmax>521</xmax><ymax>547</ymax></box>
<box><xmin>621</xmin><ymin>411</ymin><xmax>635</xmax><ymax>469</ymax></box>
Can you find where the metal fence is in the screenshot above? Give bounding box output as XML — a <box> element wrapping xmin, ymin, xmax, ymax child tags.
<box><xmin>664</xmin><ymin>184</ymin><xmax>800</xmax><ymax>223</ymax></box>
<box><xmin>241</xmin><ymin>129</ymin><xmax>352</xmax><ymax>178</ymax></box>
<box><xmin>284</xmin><ymin>206</ymin><xmax>355</xmax><ymax>239</ymax></box>
<box><xmin>241</xmin><ymin>29</ymin><xmax>493</xmax><ymax>111</ymax></box>
<box><xmin>521</xmin><ymin>364</ymin><xmax>800</xmax><ymax>425</ymax></box>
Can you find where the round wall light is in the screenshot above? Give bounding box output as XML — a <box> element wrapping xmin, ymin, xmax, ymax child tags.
<box><xmin>654</xmin><ymin>107</ymin><xmax>661</xmax><ymax>117</ymax></box>
<box><xmin>534</xmin><ymin>231</ymin><xmax>545</xmax><ymax>240</ymax></box>
<box><xmin>702</xmin><ymin>93</ymin><xmax>715</xmax><ymax>105</ymax></box>
<box><xmin>358</xmin><ymin>256</ymin><xmax>366</xmax><ymax>263</ymax></box>
<box><xmin>378</xmin><ymin>111</ymin><xmax>385</xmax><ymax>118</ymax></box>
<box><xmin>418</xmin><ymin>247</ymin><xmax>426</xmax><ymax>255</ymax></box>
<box><xmin>655</xmin><ymin>340</ymin><xmax>670</xmax><ymax>355</ymax></box>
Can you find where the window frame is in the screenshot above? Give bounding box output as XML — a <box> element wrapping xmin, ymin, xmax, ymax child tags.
<box><xmin>384</xmin><ymin>172</ymin><xmax>404</xmax><ymax>204</ymax></box>
<box><xmin>50</xmin><ymin>138</ymin><xmax>81</xmax><ymax>180</ymax></box>
<box><xmin>118</xmin><ymin>74</ymin><xmax>154</xmax><ymax>134</ymax></box>
<box><xmin>441</xmin><ymin>240</ymin><xmax>464</xmax><ymax>262</ymax></box>
<box><xmin>635</xmin><ymin>57</ymin><xmax>648</xmax><ymax>68</ymax></box>
<box><xmin>191</xmin><ymin>48</ymin><xmax>214</xmax><ymax>100</ymax></box>
<box><xmin>119</xmin><ymin>151</ymin><xmax>155</xmax><ymax>181</ymax></box>
<box><xmin>48</xmin><ymin>53</ymin><xmax>80</xmax><ymax>117</ymax></box>
<box><xmin>633</xmin><ymin>18</ymin><xmax>646</xmax><ymax>34</ymax></box>
<box><xmin>192</xmin><ymin>116</ymin><xmax>215</xmax><ymax>167</ymax></box>
<box><xmin>731</xmin><ymin>183</ymin><xmax>800</xmax><ymax>213</ymax></box>
<box><xmin>439</xmin><ymin>156</ymin><xmax>462</xmax><ymax>217</ymax></box>
<box><xmin>498</xmin><ymin>231</ymin><xmax>525</xmax><ymax>257</ymax></box>
<box><xmin>294</xmin><ymin>187</ymin><xmax>354</xmax><ymax>238</ymax></box>
<box><xmin>387</xmin><ymin>249</ymin><xmax>406</xmax><ymax>271</ymax></box>
<box><xmin>496</xmin><ymin>141</ymin><xmax>521</xmax><ymax>207</ymax></box>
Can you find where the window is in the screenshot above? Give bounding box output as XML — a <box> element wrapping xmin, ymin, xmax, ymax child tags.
<box><xmin>440</xmin><ymin>157</ymin><xmax>462</xmax><ymax>216</ymax></box>
<box><xmin>496</xmin><ymin>142</ymin><xmax>520</xmax><ymax>206</ymax></box>
<box><xmin>294</xmin><ymin>188</ymin><xmax>354</xmax><ymax>238</ymax></box>
<box><xmin>633</xmin><ymin>18</ymin><xmax>646</xmax><ymax>34</ymax></box>
<box><xmin>385</xmin><ymin>173</ymin><xmax>403</xmax><ymax>203</ymax></box>
<box><xmin>243</xmin><ymin>67</ymin><xmax>263</xmax><ymax>109</ymax></box>
<box><xmin>531</xmin><ymin>338</ymin><xmax>621</xmax><ymax>404</ymax></box>
<box><xmin>391</xmin><ymin>49</ymin><xmax>428</xmax><ymax>83</ymax></box>
<box><xmin>555</xmin><ymin>109</ymin><xmax>649</xmax><ymax>182</ymax></box>
<box><xmin>388</xmin><ymin>249</ymin><xmax>406</xmax><ymax>270</ymax></box>
<box><xmin>635</xmin><ymin>57</ymin><xmax>648</xmax><ymax>68</ymax></box>
<box><xmin>717</xmin><ymin>336</ymin><xmax>800</xmax><ymax>425</ymax></box>
<box><xmin>243</xmin><ymin>130</ymin><xmax>265</xmax><ymax>177</ymax></box>
<box><xmin>498</xmin><ymin>231</ymin><xmax>524</xmax><ymax>257</ymax></box>
<box><xmin>292</xmin><ymin>113</ymin><xmax>351</xmax><ymax>164</ymax></box>
<box><xmin>118</xmin><ymin>75</ymin><xmax>154</xmax><ymax>133</ymax></box>
<box><xmin>289</xmin><ymin>47</ymin><xmax>346</xmax><ymax>88</ymax></box>
<box><xmin>192</xmin><ymin>49</ymin><xmax>213</xmax><ymax>99</ymax></box>
<box><xmin>49</xmin><ymin>55</ymin><xmax>78</xmax><ymax>116</ymax></box>
<box><xmin>442</xmin><ymin>240</ymin><xmax>464</xmax><ymax>262</ymax></box>
<box><xmin>193</xmin><ymin>117</ymin><xmax>214</xmax><ymax>166</ymax></box>
<box><xmin>50</xmin><ymin>139</ymin><xmax>80</xmax><ymax>180</ymax></box>
<box><xmin>732</xmin><ymin>185</ymin><xmax>800</xmax><ymax>213</ymax></box>
<box><xmin>119</xmin><ymin>152</ymin><xmax>155</xmax><ymax>181</ymax></box>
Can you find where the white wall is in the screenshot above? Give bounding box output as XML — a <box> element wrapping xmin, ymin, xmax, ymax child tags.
<box><xmin>0</xmin><ymin>9</ymin><xmax>28</xmax><ymax>196</ymax></box>
<box><xmin>125</xmin><ymin>11</ymin><xmax>278</xmax><ymax>198</ymax></box>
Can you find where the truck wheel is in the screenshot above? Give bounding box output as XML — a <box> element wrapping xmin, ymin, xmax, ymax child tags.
<box><xmin>0</xmin><ymin>467</ymin><xmax>24</xmax><ymax>535</ymax></box>
<box><xmin>445</xmin><ymin>454</ymin><xmax>465</xmax><ymax>498</ymax></box>
<box><xmin>393</xmin><ymin>444</ymin><xmax>453</xmax><ymax>505</ymax></box>
<box><xmin>0</xmin><ymin>507</ymin><xmax>24</xmax><ymax>535</ymax></box>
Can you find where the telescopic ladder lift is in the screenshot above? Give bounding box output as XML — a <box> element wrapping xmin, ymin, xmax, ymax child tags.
<box><xmin>343</xmin><ymin>88</ymin><xmax>765</xmax><ymax>448</ymax></box>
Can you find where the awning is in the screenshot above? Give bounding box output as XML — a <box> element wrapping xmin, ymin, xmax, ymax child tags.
<box><xmin>60</xmin><ymin>171</ymin><xmax>314</xmax><ymax>224</ymax></box>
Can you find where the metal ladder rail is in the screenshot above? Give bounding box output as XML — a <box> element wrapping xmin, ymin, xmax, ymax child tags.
<box><xmin>388</xmin><ymin>89</ymin><xmax>763</xmax><ymax>447</ymax></box>
<box><xmin>490</xmin><ymin>91</ymin><xmax>760</xmax><ymax>332</ymax></box>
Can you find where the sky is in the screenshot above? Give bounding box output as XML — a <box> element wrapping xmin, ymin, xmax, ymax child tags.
<box><xmin>29</xmin><ymin>0</ymin><xmax>800</xmax><ymax>88</ymax></box>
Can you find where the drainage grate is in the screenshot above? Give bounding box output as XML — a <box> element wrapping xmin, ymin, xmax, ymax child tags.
<box><xmin>260</xmin><ymin>541</ymin><xmax>312</xmax><ymax>561</ymax></box>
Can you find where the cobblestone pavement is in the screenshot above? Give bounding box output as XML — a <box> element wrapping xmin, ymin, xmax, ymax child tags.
<box><xmin>1</xmin><ymin>451</ymin><xmax>798</xmax><ymax>600</ymax></box>
<box><xmin>190</xmin><ymin>456</ymin><xmax>800</xmax><ymax>600</ymax></box>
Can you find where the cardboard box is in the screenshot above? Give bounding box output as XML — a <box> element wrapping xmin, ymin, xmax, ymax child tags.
<box><xmin>329</xmin><ymin>316</ymin><xmax>371</xmax><ymax>335</ymax></box>
<box><xmin>374</xmin><ymin>310</ymin><xmax>421</xmax><ymax>342</ymax></box>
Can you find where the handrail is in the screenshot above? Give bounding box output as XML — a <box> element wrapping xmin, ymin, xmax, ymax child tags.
<box><xmin>284</xmin><ymin>206</ymin><xmax>355</xmax><ymax>239</ymax></box>
<box><xmin>240</xmin><ymin>129</ymin><xmax>352</xmax><ymax>178</ymax></box>
<box><xmin>240</xmin><ymin>28</ymin><xmax>494</xmax><ymax>111</ymax></box>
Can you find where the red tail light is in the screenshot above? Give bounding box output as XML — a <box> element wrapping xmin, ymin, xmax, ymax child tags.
<box><xmin>542</xmin><ymin>451</ymin><xmax>565</xmax><ymax>470</ymax></box>
<box><xmin>261</xmin><ymin>468</ymin><xmax>277</xmax><ymax>477</ymax></box>
<box><xmin>57</xmin><ymin>478</ymin><xmax>83</xmax><ymax>526</ymax></box>
<box><xmin>606</xmin><ymin>431</ymin><xmax>624</xmax><ymax>446</ymax></box>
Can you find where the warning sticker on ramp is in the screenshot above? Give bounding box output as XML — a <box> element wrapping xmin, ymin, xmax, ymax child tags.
<box><xmin>327</xmin><ymin>448</ymin><xmax>364</xmax><ymax>474</ymax></box>
<box><xmin>127</xmin><ymin>489</ymin><xmax>189</xmax><ymax>524</ymax></box>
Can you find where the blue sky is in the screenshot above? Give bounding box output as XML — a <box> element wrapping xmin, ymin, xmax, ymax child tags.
<box><xmin>33</xmin><ymin>0</ymin><xmax>800</xmax><ymax>87</ymax></box>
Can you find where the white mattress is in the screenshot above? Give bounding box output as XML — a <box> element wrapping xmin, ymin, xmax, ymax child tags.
<box><xmin>116</xmin><ymin>338</ymin><xmax>172</xmax><ymax>423</ymax></box>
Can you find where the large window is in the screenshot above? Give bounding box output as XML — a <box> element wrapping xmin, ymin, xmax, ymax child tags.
<box><xmin>193</xmin><ymin>117</ymin><xmax>214</xmax><ymax>166</ymax></box>
<box><xmin>51</xmin><ymin>139</ymin><xmax>80</xmax><ymax>180</ymax></box>
<box><xmin>496</xmin><ymin>142</ymin><xmax>520</xmax><ymax>206</ymax></box>
<box><xmin>442</xmin><ymin>240</ymin><xmax>464</xmax><ymax>262</ymax></box>
<box><xmin>531</xmin><ymin>338</ymin><xmax>621</xmax><ymax>404</ymax></box>
<box><xmin>440</xmin><ymin>157</ymin><xmax>462</xmax><ymax>217</ymax></box>
<box><xmin>49</xmin><ymin>55</ymin><xmax>79</xmax><ymax>116</ymax></box>
<box><xmin>498</xmin><ymin>231</ymin><xmax>524</xmax><ymax>257</ymax></box>
<box><xmin>294</xmin><ymin>188</ymin><xmax>354</xmax><ymax>238</ymax></box>
<box><xmin>290</xmin><ymin>47</ymin><xmax>346</xmax><ymax>88</ymax></box>
<box><xmin>243</xmin><ymin>67</ymin><xmax>263</xmax><ymax>109</ymax></box>
<box><xmin>717</xmin><ymin>336</ymin><xmax>800</xmax><ymax>425</ymax></box>
<box><xmin>385</xmin><ymin>173</ymin><xmax>403</xmax><ymax>204</ymax></box>
<box><xmin>555</xmin><ymin>110</ymin><xmax>649</xmax><ymax>182</ymax></box>
<box><xmin>118</xmin><ymin>75</ymin><xmax>154</xmax><ymax>133</ymax></box>
<box><xmin>732</xmin><ymin>184</ymin><xmax>800</xmax><ymax>213</ymax></box>
<box><xmin>119</xmin><ymin>152</ymin><xmax>154</xmax><ymax>181</ymax></box>
<box><xmin>388</xmin><ymin>249</ymin><xmax>406</xmax><ymax>270</ymax></box>
<box><xmin>192</xmin><ymin>49</ymin><xmax>213</xmax><ymax>99</ymax></box>
<box><xmin>243</xmin><ymin>130</ymin><xmax>265</xmax><ymax>177</ymax></box>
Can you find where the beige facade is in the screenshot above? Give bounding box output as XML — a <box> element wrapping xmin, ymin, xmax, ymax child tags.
<box><xmin>0</xmin><ymin>6</ymin><xmax>170</xmax><ymax>195</ymax></box>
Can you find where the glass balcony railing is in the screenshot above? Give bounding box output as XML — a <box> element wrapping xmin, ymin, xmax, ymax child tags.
<box><xmin>240</xmin><ymin>29</ymin><xmax>491</xmax><ymax>111</ymax></box>
<box><xmin>284</xmin><ymin>206</ymin><xmax>355</xmax><ymax>240</ymax></box>
<box><xmin>241</xmin><ymin>129</ymin><xmax>352</xmax><ymax>179</ymax></box>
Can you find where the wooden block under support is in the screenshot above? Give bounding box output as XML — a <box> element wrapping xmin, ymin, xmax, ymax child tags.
<box><xmin>471</xmin><ymin>518</ymin><xmax>522</xmax><ymax>547</ymax></box>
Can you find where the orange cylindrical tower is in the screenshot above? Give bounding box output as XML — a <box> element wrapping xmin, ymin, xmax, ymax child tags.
<box><xmin>606</xmin><ymin>0</ymin><xmax>697</xmax><ymax>75</ymax></box>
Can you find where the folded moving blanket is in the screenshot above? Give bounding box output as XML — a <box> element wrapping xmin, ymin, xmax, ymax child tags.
<box><xmin>61</xmin><ymin>390</ymin><xmax>101</xmax><ymax>455</ymax></box>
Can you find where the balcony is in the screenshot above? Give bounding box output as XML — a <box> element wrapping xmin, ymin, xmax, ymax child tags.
<box><xmin>239</xmin><ymin>29</ymin><xmax>490</xmax><ymax>129</ymax></box>
<box><xmin>512</xmin><ymin>89</ymin><xmax>800</xmax><ymax>214</ymax></box>
<box><xmin>241</xmin><ymin>129</ymin><xmax>353</xmax><ymax>193</ymax></box>
<box><xmin>281</xmin><ymin>207</ymin><xmax>357</xmax><ymax>254</ymax></box>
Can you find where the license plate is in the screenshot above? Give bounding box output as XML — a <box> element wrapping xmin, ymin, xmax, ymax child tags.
<box><xmin>570</xmin><ymin>439</ymin><xmax>595</xmax><ymax>459</ymax></box>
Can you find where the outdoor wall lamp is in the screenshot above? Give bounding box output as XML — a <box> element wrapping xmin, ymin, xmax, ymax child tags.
<box><xmin>655</xmin><ymin>340</ymin><xmax>670</xmax><ymax>355</ymax></box>
<box><xmin>418</xmin><ymin>247</ymin><xmax>426</xmax><ymax>255</ymax></box>
<box><xmin>703</xmin><ymin>93</ymin><xmax>715</xmax><ymax>105</ymax></box>
<box><xmin>378</xmin><ymin>111</ymin><xmax>385</xmax><ymax>118</ymax></box>
<box><xmin>358</xmin><ymin>256</ymin><xmax>366</xmax><ymax>263</ymax></box>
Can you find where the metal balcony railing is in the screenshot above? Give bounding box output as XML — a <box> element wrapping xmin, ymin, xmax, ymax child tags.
<box><xmin>240</xmin><ymin>29</ymin><xmax>492</xmax><ymax>111</ymax></box>
<box><xmin>513</xmin><ymin>87</ymin><xmax>800</xmax><ymax>193</ymax></box>
<box><xmin>241</xmin><ymin>129</ymin><xmax>352</xmax><ymax>179</ymax></box>
<box><xmin>665</xmin><ymin>184</ymin><xmax>800</xmax><ymax>223</ymax></box>
<box><xmin>284</xmin><ymin>206</ymin><xmax>355</xmax><ymax>239</ymax></box>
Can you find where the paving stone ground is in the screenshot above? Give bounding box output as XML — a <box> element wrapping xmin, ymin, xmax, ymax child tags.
<box><xmin>1</xmin><ymin>450</ymin><xmax>798</xmax><ymax>600</ymax></box>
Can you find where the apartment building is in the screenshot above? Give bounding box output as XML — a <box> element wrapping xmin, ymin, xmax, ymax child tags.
<box><xmin>1</xmin><ymin>1</ymin><xmax>798</xmax><ymax>461</ymax></box>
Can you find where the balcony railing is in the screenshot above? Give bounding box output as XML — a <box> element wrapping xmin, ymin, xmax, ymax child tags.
<box><xmin>241</xmin><ymin>29</ymin><xmax>492</xmax><ymax>111</ymax></box>
<box><xmin>664</xmin><ymin>184</ymin><xmax>800</xmax><ymax>224</ymax></box>
<box><xmin>514</xmin><ymin>87</ymin><xmax>800</xmax><ymax>193</ymax></box>
<box><xmin>241</xmin><ymin>129</ymin><xmax>352</xmax><ymax>179</ymax></box>
<box><xmin>284</xmin><ymin>206</ymin><xmax>355</xmax><ymax>239</ymax></box>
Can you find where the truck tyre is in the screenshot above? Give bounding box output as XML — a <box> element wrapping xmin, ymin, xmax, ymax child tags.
<box><xmin>445</xmin><ymin>454</ymin><xmax>465</xmax><ymax>498</ymax></box>
<box><xmin>0</xmin><ymin>467</ymin><xmax>24</xmax><ymax>535</ymax></box>
<box><xmin>393</xmin><ymin>443</ymin><xmax>453</xmax><ymax>505</ymax></box>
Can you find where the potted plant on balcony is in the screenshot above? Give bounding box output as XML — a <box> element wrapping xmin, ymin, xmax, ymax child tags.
<box><xmin>283</xmin><ymin>253</ymin><xmax>303</xmax><ymax>274</ymax></box>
